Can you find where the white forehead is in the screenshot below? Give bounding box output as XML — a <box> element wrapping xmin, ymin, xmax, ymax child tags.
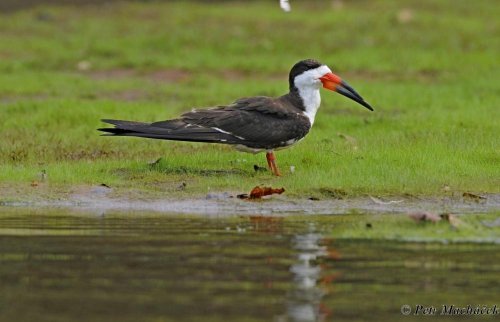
<box><xmin>294</xmin><ymin>65</ymin><xmax>332</xmax><ymax>87</ymax></box>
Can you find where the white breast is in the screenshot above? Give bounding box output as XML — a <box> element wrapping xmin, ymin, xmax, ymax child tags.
<box><xmin>298</xmin><ymin>88</ymin><xmax>321</xmax><ymax>126</ymax></box>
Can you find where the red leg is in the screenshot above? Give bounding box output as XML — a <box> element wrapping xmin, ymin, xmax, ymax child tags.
<box><xmin>266</xmin><ymin>152</ymin><xmax>273</xmax><ymax>170</ymax></box>
<box><xmin>265</xmin><ymin>151</ymin><xmax>281</xmax><ymax>176</ymax></box>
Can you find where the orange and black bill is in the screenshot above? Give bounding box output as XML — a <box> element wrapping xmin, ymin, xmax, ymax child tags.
<box><xmin>320</xmin><ymin>73</ymin><xmax>374</xmax><ymax>111</ymax></box>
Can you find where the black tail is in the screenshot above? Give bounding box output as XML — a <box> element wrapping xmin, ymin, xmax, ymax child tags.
<box><xmin>98</xmin><ymin>119</ymin><xmax>243</xmax><ymax>144</ymax></box>
<box><xmin>98</xmin><ymin>119</ymin><xmax>153</xmax><ymax>136</ymax></box>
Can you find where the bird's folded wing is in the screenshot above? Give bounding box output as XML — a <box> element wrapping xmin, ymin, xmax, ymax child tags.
<box><xmin>179</xmin><ymin>97</ymin><xmax>308</xmax><ymax>145</ymax></box>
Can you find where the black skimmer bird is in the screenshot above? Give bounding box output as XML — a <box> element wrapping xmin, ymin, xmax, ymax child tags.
<box><xmin>99</xmin><ymin>59</ymin><xmax>373</xmax><ymax>176</ymax></box>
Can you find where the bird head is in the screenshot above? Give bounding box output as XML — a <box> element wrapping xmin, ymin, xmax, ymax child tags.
<box><xmin>289</xmin><ymin>59</ymin><xmax>373</xmax><ymax>111</ymax></box>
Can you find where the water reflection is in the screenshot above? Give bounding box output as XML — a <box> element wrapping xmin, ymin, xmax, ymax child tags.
<box><xmin>0</xmin><ymin>209</ymin><xmax>498</xmax><ymax>322</ymax></box>
<box><xmin>286</xmin><ymin>224</ymin><xmax>332</xmax><ymax>322</ymax></box>
<box><xmin>246</xmin><ymin>217</ymin><xmax>335</xmax><ymax>322</ymax></box>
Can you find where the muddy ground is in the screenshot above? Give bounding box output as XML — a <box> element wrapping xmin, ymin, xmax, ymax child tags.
<box><xmin>1</xmin><ymin>184</ymin><xmax>498</xmax><ymax>216</ymax></box>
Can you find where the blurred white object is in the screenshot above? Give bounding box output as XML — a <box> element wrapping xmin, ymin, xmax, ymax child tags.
<box><xmin>77</xmin><ymin>60</ymin><xmax>91</xmax><ymax>71</ymax></box>
<box><xmin>280</xmin><ymin>0</ymin><xmax>291</xmax><ymax>12</ymax></box>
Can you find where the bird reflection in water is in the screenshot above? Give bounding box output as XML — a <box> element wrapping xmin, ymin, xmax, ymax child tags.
<box><xmin>285</xmin><ymin>223</ymin><xmax>338</xmax><ymax>322</ymax></box>
<box><xmin>246</xmin><ymin>217</ymin><xmax>338</xmax><ymax>322</ymax></box>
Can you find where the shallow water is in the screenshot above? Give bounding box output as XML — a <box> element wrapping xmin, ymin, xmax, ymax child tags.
<box><xmin>0</xmin><ymin>208</ymin><xmax>499</xmax><ymax>322</ymax></box>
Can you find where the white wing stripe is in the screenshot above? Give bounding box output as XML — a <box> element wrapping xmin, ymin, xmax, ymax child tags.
<box><xmin>211</xmin><ymin>127</ymin><xmax>246</xmax><ymax>140</ymax></box>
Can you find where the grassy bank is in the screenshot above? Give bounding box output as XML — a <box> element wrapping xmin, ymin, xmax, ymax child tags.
<box><xmin>327</xmin><ymin>212</ymin><xmax>500</xmax><ymax>243</ymax></box>
<box><xmin>0</xmin><ymin>0</ymin><xmax>498</xmax><ymax>197</ymax></box>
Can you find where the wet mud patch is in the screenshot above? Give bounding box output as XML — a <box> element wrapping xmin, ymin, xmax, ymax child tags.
<box><xmin>146</xmin><ymin>69</ymin><xmax>192</xmax><ymax>83</ymax></box>
<box><xmin>1</xmin><ymin>183</ymin><xmax>499</xmax><ymax>217</ymax></box>
<box><xmin>317</xmin><ymin>187</ymin><xmax>348</xmax><ymax>200</ymax></box>
<box><xmin>85</xmin><ymin>68</ymin><xmax>193</xmax><ymax>83</ymax></box>
<box><xmin>86</xmin><ymin>68</ymin><xmax>136</xmax><ymax>80</ymax></box>
<box><xmin>148</xmin><ymin>166</ymin><xmax>246</xmax><ymax>177</ymax></box>
<box><xmin>109</xmin><ymin>165</ymin><xmax>247</xmax><ymax>184</ymax></box>
<box><xmin>145</xmin><ymin>158</ymin><xmax>249</xmax><ymax>177</ymax></box>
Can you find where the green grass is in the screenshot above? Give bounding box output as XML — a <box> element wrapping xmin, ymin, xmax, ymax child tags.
<box><xmin>0</xmin><ymin>0</ymin><xmax>499</xmax><ymax>197</ymax></box>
